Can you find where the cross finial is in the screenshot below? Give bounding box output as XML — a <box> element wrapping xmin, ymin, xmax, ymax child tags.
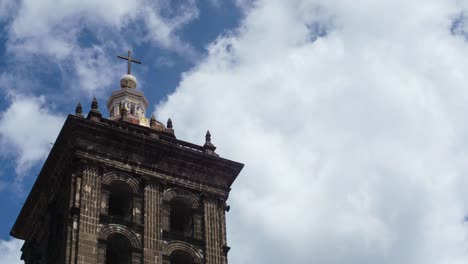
<box><xmin>117</xmin><ymin>50</ymin><xmax>142</xmax><ymax>74</ymax></box>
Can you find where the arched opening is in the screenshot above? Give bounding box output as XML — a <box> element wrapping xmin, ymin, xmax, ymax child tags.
<box><xmin>170</xmin><ymin>250</ymin><xmax>194</xmax><ymax>264</ymax></box>
<box><xmin>108</xmin><ymin>181</ymin><xmax>133</xmax><ymax>220</ymax></box>
<box><xmin>130</xmin><ymin>103</ymin><xmax>136</xmax><ymax>115</ymax></box>
<box><xmin>106</xmin><ymin>233</ymin><xmax>132</xmax><ymax>264</ymax></box>
<box><xmin>170</xmin><ymin>198</ymin><xmax>193</xmax><ymax>237</ymax></box>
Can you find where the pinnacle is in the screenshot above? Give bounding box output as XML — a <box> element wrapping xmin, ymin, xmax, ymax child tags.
<box><xmin>91</xmin><ymin>97</ymin><xmax>98</xmax><ymax>110</ymax></box>
<box><xmin>75</xmin><ymin>102</ymin><xmax>83</xmax><ymax>117</ymax></box>
<box><xmin>167</xmin><ymin>118</ymin><xmax>173</xmax><ymax>129</ymax></box>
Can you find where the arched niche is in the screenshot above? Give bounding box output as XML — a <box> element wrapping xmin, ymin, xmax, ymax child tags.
<box><xmin>162</xmin><ymin>188</ymin><xmax>201</xmax><ymax>238</ymax></box>
<box><xmin>162</xmin><ymin>188</ymin><xmax>199</xmax><ymax>209</ymax></box>
<box><xmin>170</xmin><ymin>197</ymin><xmax>194</xmax><ymax>237</ymax></box>
<box><xmin>163</xmin><ymin>241</ymin><xmax>203</xmax><ymax>264</ymax></box>
<box><xmin>106</xmin><ymin>233</ymin><xmax>132</xmax><ymax>264</ymax></box>
<box><xmin>98</xmin><ymin>224</ymin><xmax>142</xmax><ymax>264</ymax></box>
<box><xmin>99</xmin><ymin>224</ymin><xmax>142</xmax><ymax>249</ymax></box>
<box><xmin>102</xmin><ymin>172</ymin><xmax>139</xmax><ymax>193</ymax></box>
<box><xmin>108</xmin><ymin>181</ymin><xmax>133</xmax><ymax>220</ymax></box>
<box><xmin>170</xmin><ymin>250</ymin><xmax>194</xmax><ymax>264</ymax></box>
<box><xmin>101</xmin><ymin>173</ymin><xmax>143</xmax><ymax>223</ymax></box>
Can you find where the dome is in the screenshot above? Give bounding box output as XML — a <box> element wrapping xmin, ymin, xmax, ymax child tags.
<box><xmin>120</xmin><ymin>74</ymin><xmax>137</xmax><ymax>89</ymax></box>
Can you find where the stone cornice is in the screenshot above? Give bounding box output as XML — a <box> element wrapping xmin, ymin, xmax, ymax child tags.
<box><xmin>73</xmin><ymin>150</ymin><xmax>231</xmax><ymax>198</ymax></box>
<box><xmin>10</xmin><ymin>114</ymin><xmax>243</xmax><ymax>240</ymax></box>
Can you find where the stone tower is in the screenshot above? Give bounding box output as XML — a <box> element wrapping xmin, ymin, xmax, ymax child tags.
<box><xmin>10</xmin><ymin>52</ymin><xmax>244</xmax><ymax>264</ymax></box>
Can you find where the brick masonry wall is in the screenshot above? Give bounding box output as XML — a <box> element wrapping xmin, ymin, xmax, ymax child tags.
<box><xmin>76</xmin><ymin>163</ymin><xmax>101</xmax><ymax>264</ymax></box>
<box><xmin>66</xmin><ymin>172</ymin><xmax>81</xmax><ymax>264</ymax></box>
<box><xmin>144</xmin><ymin>181</ymin><xmax>163</xmax><ymax>264</ymax></box>
<box><xmin>220</xmin><ymin>208</ymin><xmax>228</xmax><ymax>264</ymax></box>
<box><xmin>204</xmin><ymin>197</ymin><xmax>226</xmax><ymax>264</ymax></box>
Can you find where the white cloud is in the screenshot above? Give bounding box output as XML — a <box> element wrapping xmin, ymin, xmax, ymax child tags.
<box><xmin>8</xmin><ymin>0</ymin><xmax>138</xmax><ymax>59</ymax></box>
<box><xmin>0</xmin><ymin>0</ymin><xmax>204</xmax><ymax>188</ymax></box>
<box><xmin>4</xmin><ymin>0</ymin><xmax>200</xmax><ymax>95</ymax></box>
<box><xmin>141</xmin><ymin>0</ymin><xmax>199</xmax><ymax>55</ymax></box>
<box><xmin>0</xmin><ymin>238</ymin><xmax>23</xmax><ymax>264</ymax></box>
<box><xmin>72</xmin><ymin>45</ymin><xmax>122</xmax><ymax>96</ymax></box>
<box><xmin>7</xmin><ymin>0</ymin><xmax>198</xmax><ymax>58</ymax></box>
<box><xmin>0</xmin><ymin>94</ymin><xmax>64</xmax><ymax>178</ymax></box>
<box><xmin>0</xmin><ymin>0</ymin><xmax>17</xmax><ymax>22</ymax></box>
<box><xmin>157</xmin><ymin>0</ymin><xmax>468</xmax><ymax>263</ymax></box>
<box><xmin>233</xmin><ymin>0</ymin><xmax>254</xmax><ymax>12</ymax></box>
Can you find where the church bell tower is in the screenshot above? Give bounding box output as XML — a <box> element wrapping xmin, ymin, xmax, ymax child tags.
<box><xmin>10</xmin><ymin>51</ymin><xmax>244</xmax><ymax>264</ymax></box>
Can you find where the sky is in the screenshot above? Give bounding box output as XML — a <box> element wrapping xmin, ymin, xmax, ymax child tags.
<box><xmin>2</xmin><ymin>0</ymin><xmax>468</xmax><ymax>263</ymax></box>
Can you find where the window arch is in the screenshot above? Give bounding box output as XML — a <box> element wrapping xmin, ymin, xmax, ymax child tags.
<box><xmin>170</xmin><ymin>250</ymin><xmax>194</xmax><ymax>264</ymax></box>
<box><xmin>163</xmin><ymin>241</ymin><xmax>203</xmax><ymax>264</ymax></box>
<box><xmin>98</xmin><ymin>224</ymin><xmax>142</xmax><ymax>264</ymax></box>
<box><xmin>170</xmin><ymin>197</ymin><xmax>193</xmax><ymax>237</ymax></box>
<box><xmin>106</xmin><ymin>233</ymin><xmax>132</xmax><ymax>264</ymax></box>
<box><xmin>108</xmin><ymin>181</ymin><xmax>133</xmax><ymax>221</ymax></box>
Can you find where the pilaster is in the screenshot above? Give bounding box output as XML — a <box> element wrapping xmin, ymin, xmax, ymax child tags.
<box><xmin>143</xmin><ymin>181</ymin><xmax>163</xmax><ymax>264</ymax></box>
<box><xmin>204</xmin><ymin>197</ymin><xmax>227</xmax><ymax>264</ymax></box>
<box><xmin>76</xmin><ymin>162</ymin><xmax>101</xmax><ymax>264</ymax></box>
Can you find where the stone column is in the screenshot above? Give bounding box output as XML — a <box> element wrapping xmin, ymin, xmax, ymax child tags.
<box><xmin>97</xmin><ymin>244</ymin><xmax>106</xmax><ymax>264</ymax></box>
<box><xmin>203</xmin><ymin>197</ymin><xmax>226</xmax><ymax>264</ymax></box>
<box><xmin>76</xmin><ymin>162</ymin><xmax>101</xmax><ymax>264</ymax></box>
<box><xmin>220</xmin><ymin>207</ymin><xmax>228</xmax><ymax>264</ymax></box>
<box><xmin>193</xmin><ymin>211</ymin><xmax>203</xmax><ymax>240</ymax></box>
<box><xmin>143</xmin><ymin>181</ymin><xmax>163</xmax><ymax>264</ymax></box>
<box><xmin>66</xmin><ymin>171</ymin><xmax>82</xmax><ymax>264</ymax></box>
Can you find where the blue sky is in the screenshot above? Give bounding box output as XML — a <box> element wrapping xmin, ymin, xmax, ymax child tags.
<box><xmin>3</xmin><ymin>0</ymin><xmax>468</xmax><ymax>263</ymax></box>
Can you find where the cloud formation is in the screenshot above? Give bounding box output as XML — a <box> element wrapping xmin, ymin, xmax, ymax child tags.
<box><xmin>157</xmin><ymin>0</ymin><xmax>468</xmax><ymax>263</ymax></box>
<box><xmin>3</xmin><ymin>0</ymin><xmax>200</xmax><ymax>96</ymax></box>
<box><xmin>2</xmin><ymin>0</ymin><xmax>468</xmax><ymax>263</ymax></box>
<box><xmin>7</xmin><ymin>0</ymin><xmax>198</xmax><ymax>57</ymax></box>
<box><xmin>0</xmin><ymin>94</ymin><xmax>64</xmax><ymax>179</ymax></box>
<box><xmin>0</xmin><ymin>0</ymin><xmax>203</xmax><ymax>187</ymax></box>
<box><xmin>0</xmin><ymin>238</ymin><xmax>23</xmax><ymax>264</ymax></box>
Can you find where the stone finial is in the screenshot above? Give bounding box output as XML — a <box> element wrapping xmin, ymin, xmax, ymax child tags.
<box><xmin>167</xmin><ymin>118</ymin><xmax>173</xmax><ymax>129</ymax></box>
<box><xmin>87</xmin><ymin>97</ymin><xmax>102</xmax><ymax>121</ymax></box>
<box><xmin>120</xmin><ymin>74</ymin><xmax>137</xmax><ymax>89</ymax></box>
<box><xmin>203</xmin><ymin>129</ymin><xmax>217</xmax><ymax>155</ymax></box>
<box><xmin>150</xmin><ymin>114</ymin><xmax>156</xmax><ymax>127</ymax></box>
<box><xmin>205</xmin><ymin>130</ymin><xmax>212</xmax><ymax>143</ymax></box>
<box><xmin>165</xmin><ymin>118</ymin><xmax>175</xmax><ymax>136</ymax></box>
<box><xmin>91</xmin><ymin>97</ymin><xmax>98</xmax><ymax>110</ymax></box>
<box><xmin>75</xmin><ymin>102</ymin><xmax>83</xmax><ymax>117</ymax></box>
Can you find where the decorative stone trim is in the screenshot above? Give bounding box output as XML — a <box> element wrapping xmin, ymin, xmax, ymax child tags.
<box><xmin>102</xmin><ymin>172</ymin><xmax>140</xmax><ymax>193</ymax></box>
<box><xmin>163</xmin><ymin>240</ymin><xmax>203</xmax><ymax>264</ymax></box>
<box><xmin>162</xmin><ymin>187</ymin><xmax>199</xmax><ymax>208</ymax></box>
<box><xmin>98</xmin><ymin>224</ymin><xmax>142</xmax><ymax>249</ymax></box>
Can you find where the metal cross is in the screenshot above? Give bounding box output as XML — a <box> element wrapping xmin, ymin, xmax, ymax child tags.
<box><xmin>117</xmin><ymin>50</ymin><xmax>142</xmax><ymax>74</ymax></box>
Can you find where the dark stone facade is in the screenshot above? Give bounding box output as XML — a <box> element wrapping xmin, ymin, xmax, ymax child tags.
<box><xmin>10</xmin><ymin>109</ymin><xmax>243</xmax><ymax>264</ymax></box>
